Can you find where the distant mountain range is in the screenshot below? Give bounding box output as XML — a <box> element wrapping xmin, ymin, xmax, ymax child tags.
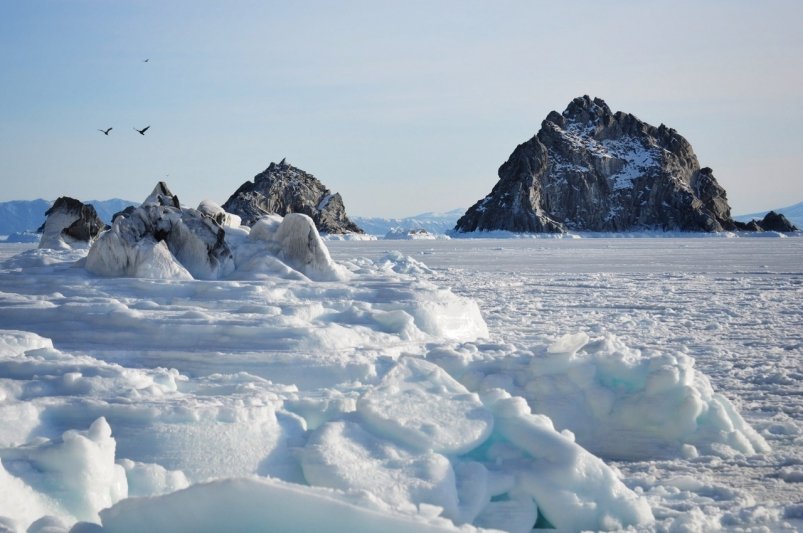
<box><xmin>733</xmin><ymin>201</ymin><xmax>803</xmax><ymax>230</ymax></box>
<box><xmin>0</xmin><ymin>199</ymin><xmax>135</xmax><ymax>237</ymax></box>
<box><xmin>352</xmin><ymin>208</ymin><xmax>465</xmax><ymax>236</ymax></box>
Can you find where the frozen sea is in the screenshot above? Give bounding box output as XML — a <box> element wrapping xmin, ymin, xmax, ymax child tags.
<box><xmin>328</xmin><ymin>237</ymin><xmax>803</xmax><ymax>531</ymax></box>
<box><xmin>0</xmin><ymin>235</ymin><xmax>801</xmax><ymax>532</ymax></box>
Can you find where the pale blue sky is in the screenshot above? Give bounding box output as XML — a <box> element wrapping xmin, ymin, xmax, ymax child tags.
<box><xmin>2</xmin><ymin>1</ymin><xmax>802</xmax><ymax>217</ymax></box>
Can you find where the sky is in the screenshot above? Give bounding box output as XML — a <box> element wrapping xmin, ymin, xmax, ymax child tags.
<box><xmin>1</xmin><ymin>1</ymin><xmax>802</xmax><ymax>218</ymax></box>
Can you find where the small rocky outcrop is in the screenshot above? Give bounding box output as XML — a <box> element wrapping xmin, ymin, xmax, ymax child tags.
<box><xmin>734</xmin><ymin>211</ymin><xmax>798</xmax><ymax>232</ymax></box>
<box><xmin>456</xmin><ymin>96</ymin><xmax>736</xmax><ymax>233</ymax></box>
<box><xmin>84</xmin><ymin>182</ymin><xmax>347</xmax><ymax>281</ymax></box>
<box><xmin>86</xmin><ymin>182</ymin><xmax>235</xmax><ymax>280</ymax></box>
<box><xmin>222</xmin><ymin>159</ymin><xmax>363</xmax><ymax>234</ymax></box>
<box><xmin>38</xmin><ymin>197</ymin><xmax>107</xmax><ymax>249</ymax></box>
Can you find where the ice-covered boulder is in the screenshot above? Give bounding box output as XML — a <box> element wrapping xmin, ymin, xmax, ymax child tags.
<box><xmin>142</xmin><ymin>181</ymin><xmax>180</xmax><ymax>208</ymax></box>
<box><xmin>38</xmin><ymin>197</ymin><xmax>107</xmax><ymax>250</ymax></box>
<box><xmin>222</xmin><ymin>159</ymin><xmax>364</xmax><ymax>235</ymax></box>
<box><xmin>85</xmin><ymin>183</ymin><xmax>235</xmax><ymax>280</ymax></box>
<box><xmin>85</xmin><ymin>183</ymin><xmax>351</xmax><ymax>282</ymax></box>
<box><xmin>272</xmin><ymin>213</ymin><xmax>343</xmax><ymax>280</ymax></box>
<box><xmin>456</xmin><ymin>96</ymin><xmax>736</xmax><ymax>233</ymax></box>
<box><xmin>196</xmin><ymin>199</ymin><xmax>242</xmax><ymax>228</ymax></box>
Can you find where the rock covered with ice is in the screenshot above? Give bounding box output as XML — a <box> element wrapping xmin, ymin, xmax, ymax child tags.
<box><xmin>455</xmin><ymin>95</ymin><xmax>736</xmax><ymax>233</ymax></box>
<box><xmin>38</xmin><ymin>197</ymin><xmax>107</xmax><ymax>250</ymax></box>
<box><xmin>85</xmin><ymin>183</ymin><xmax>234</xmax><ymax>280</ymax></box>
<box><xmin>84</xmin><ymin>182</ymin><xmax>348</xmax><ymax>282</ymax></box>
<box><xmin>222</xmin><ymin>159</ymin><xmax>364</xmax><ymax>235</ymax></box>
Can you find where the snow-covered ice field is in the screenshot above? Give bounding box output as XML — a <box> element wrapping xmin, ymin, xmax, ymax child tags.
<box><xmin>0</xmin><ymin>234</ymin><xmax>801</xmax><ymax>532</ymax></box>
<box><xmin>329</xmin><ymin>237</ymin><xmax>803</xmax><ymax>531</ymax></box>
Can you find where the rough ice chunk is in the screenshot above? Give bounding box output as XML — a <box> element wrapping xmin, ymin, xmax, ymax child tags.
<box><xmin>196</xmin><ymin>200</ymin><xmax>242</xmax><ymax>228</ymax></box>
<box><xmin>358</xmin><ymin>358</ymin><xmax>494</xmax><ymax>455</ymax></box>
<box><xmin>299</xmin><ymin>420</ymin><xmax>460</xmax><ymax>519</ymax></box>
<box><xmin>482</xmin><ymin>390</ymin><xmax>655</xmax><ymax>531</ymax></box>
<box><xmin>97</xmin><ymin>476</ymin><xmax>489</xmax><ymax>532</ymax></box>
<box><xmin>0</xmin><ymin>458</ymin><xmax>67</xmax><ymax>532</ymax></box>
<box><xmin>472</xmin><ymin>490</ymin><xmax>537</xmax><ymax>533</ymax></box>
<box><xmin>0</xmin><ymin>330</ymin><xmax>54</xmax><ymax>358</ymax></box>
<box><xmin>116</xmin><ymin>459</ymin><xmax>189</xmax><ymax>498</ymax></box>
<box><xmin>0</xmin><ymin>418</ymin><xmax>127</xmax><ymax>523</ymax></box>
<box><xmin>272</xmin><ymin>213</ymin><xmax>347</xmax><ymax>281</ymax></box>
<box><xmin>524</xmin><ymin>333</ymin><xmax>770</xmax><ymax>459</ymax></box>
<box><xmin>86</xmin><ymin>235</ymin><xmax>193</xmax><ymax>280</ymax></box>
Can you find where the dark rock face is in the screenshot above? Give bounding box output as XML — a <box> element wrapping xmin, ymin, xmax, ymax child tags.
<box><xmin>456</xmin><ymin>96</ymin><xmax>736</xmax><ymax>233</ymax></box>
<box><xmin>222</xmin><ymin>159</ymin><xmax>363</xmax><ymax>234</ymax></box>
<box><xmin>734</xmin><ymin>211</ymin><xmax>798</xmax><ymax>232</ymax></box>
<box><xmin>38</xmin><ymin>197</ymin><xmax>107</xmax><ymax>249</ymax></box>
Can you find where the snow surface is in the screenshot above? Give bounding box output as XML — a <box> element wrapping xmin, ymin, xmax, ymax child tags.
<box><xmin>0</xmin><ymin>232</ymin><xmax>801</xmax><ymax>532</ymax></box>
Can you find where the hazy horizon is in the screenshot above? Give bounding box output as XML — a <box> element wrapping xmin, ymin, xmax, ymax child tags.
<box><xmin>2</xmin><ymin>1</ymin><xmax>802</xmax><ymax>218</ymax></box>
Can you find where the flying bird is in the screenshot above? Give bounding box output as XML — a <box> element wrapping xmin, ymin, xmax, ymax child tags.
<box><xmin>143</xmin><ymin>58</ymin><xmax>149</xmax><ymax>62</ymax></box>
<box><xmin>98</xmin><ymin>127</ymin><xmax>113</xmax><ymax>135</ymax></box>
<box><xmin>134</xmin><ymin>126</ymin><xmax>150</xmax><ymax>135</ymax></box>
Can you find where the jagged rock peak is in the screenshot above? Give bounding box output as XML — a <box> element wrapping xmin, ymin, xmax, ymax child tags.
<box><xmin>222</xmin><ymin>161</ymin><xmax>363</xmax><ymax>234</ymax></box>
<box><xmin>143</xmin><ymin>181</ymin><xmax>180</xmax><ymax>208</ymax></box>
<box><xmin>456</xmin><ymin>96</ymin><xmax>736</xmax><ymax>233</ymax></box>
<box><xmin>564</xmin><ymin>95</ymin><xmax>612</xmax><ymax>123</ymax></box>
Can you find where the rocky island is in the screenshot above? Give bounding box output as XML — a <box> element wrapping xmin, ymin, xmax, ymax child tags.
<box><xmin>455</xmin><ymin>96</ymin><xmax>738</xmax><ymax>233</ymax></box>
<box><xmin>223</xmin><ymin>159</ymin><xmax>363</xmax><ymax>235</ymax></box>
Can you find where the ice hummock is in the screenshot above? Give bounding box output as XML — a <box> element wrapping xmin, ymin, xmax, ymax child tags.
<box><xmin>450</xmin><ymin>332</ymin><xmax>769</xmax><ymax>461</ymax></box>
